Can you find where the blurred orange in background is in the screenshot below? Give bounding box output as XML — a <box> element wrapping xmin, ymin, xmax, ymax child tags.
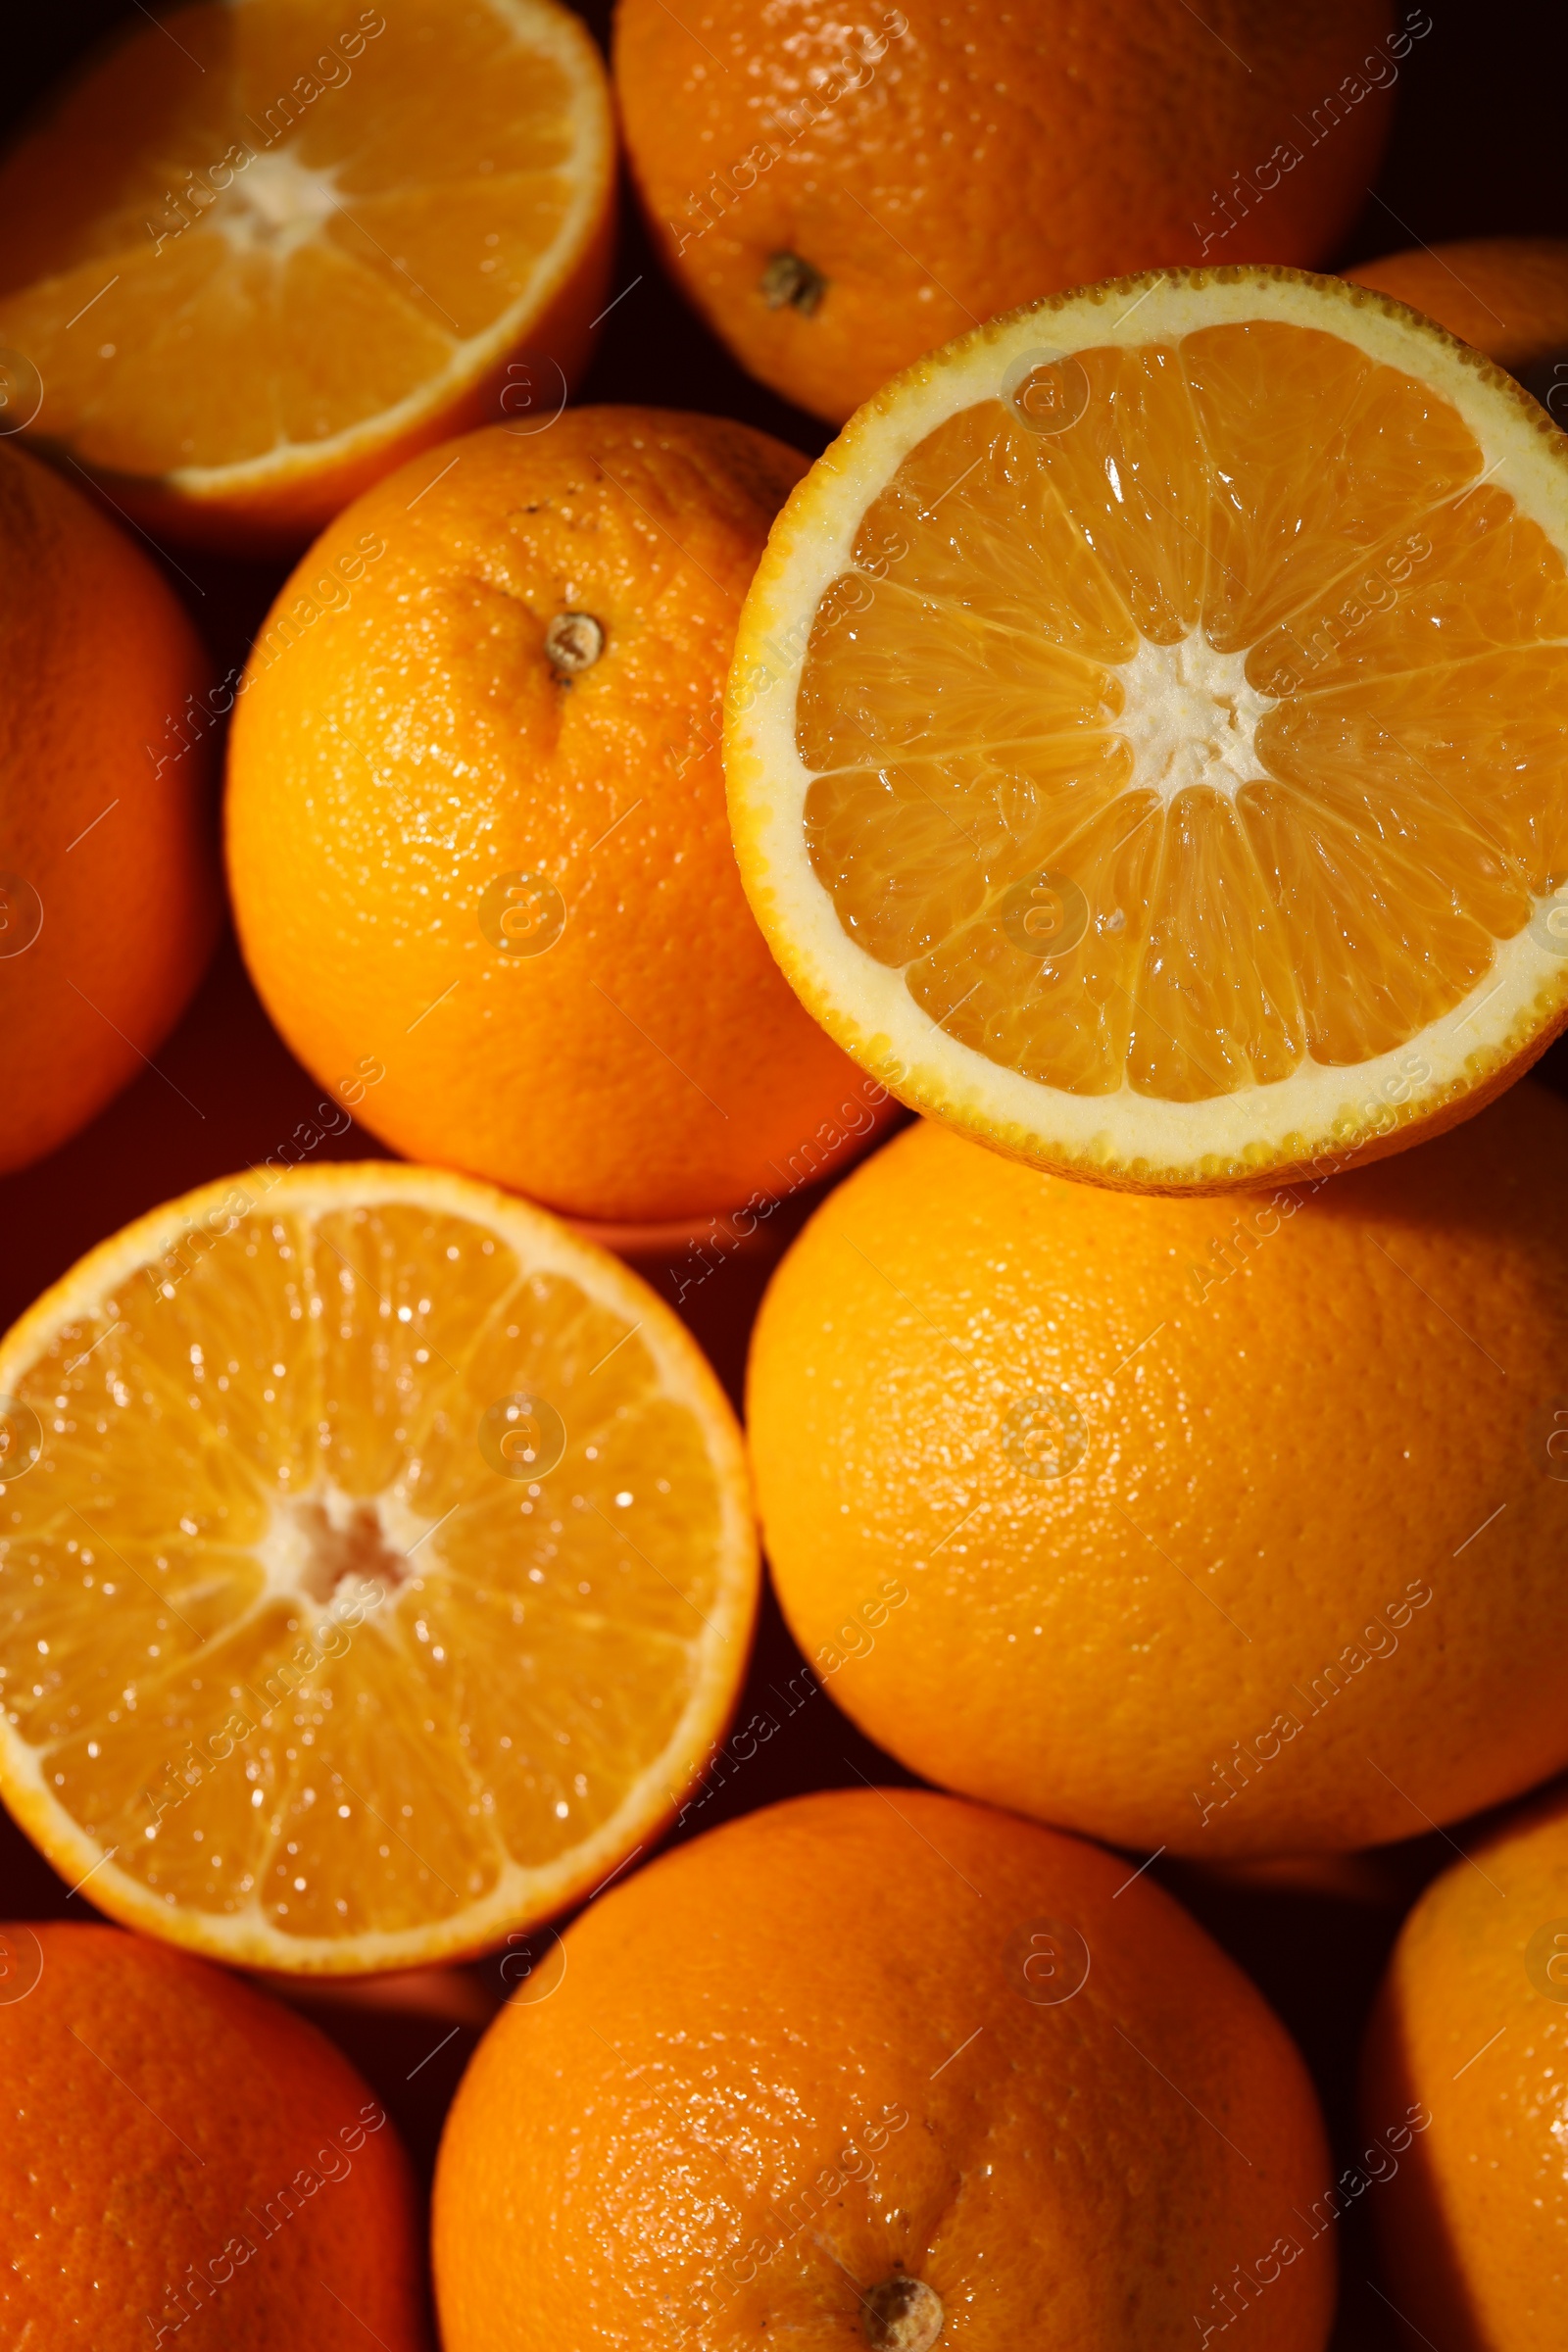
<box><xmin>0</xmin><ymin>439</ymin><xmax>217</xmax><ymax>1176</ymax></box>
<box><xmin>0</xmin><ymin>0</ymin><xmax>615</xmax><ymax>548</ymax></box>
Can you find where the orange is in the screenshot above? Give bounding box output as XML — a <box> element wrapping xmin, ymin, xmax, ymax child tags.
<box><xmin>0</xmin><ymin>0</ymin><xmax>613</xmax><ymax>550</ymax></box>
<box><xmin>0</xmin><ymin>1161</ymin><xmax>758</xmax><ymax>1973</ymax></box>
<box><xmin>1361</xmin><ymin>1783</ymin><xmax>1568</xmax><ymax>2352</ymax></box>
<box><xmin>432</xmin><ymin>1786</ymin><xmax>1336</xmax><ymax>2351</ymax></box>
<box><xmin>0</xmin><ymin>1920</ymin><xmax>426</xmax><ymax>2349</ymax></box>
<box><xmin>1348</xmin><ymin>236</ymin><xmax>1568</xmax><ymax>374</ymax></box>
<box><xmin>726</xmin><ymin>266</ymin><xmax>1568</xmax><ymax>1191</ymax></box>
<box><xmin>746</xmin><ymin>1082</ymin><xmax>1568</xmax><ymax>1860</ymax></box>
<box><xmin>614</xmin><ymin>0</ymin><xmax>1399</xmax><ymax>422</ymax></box>
<box><xmin>0</xmin><ymin>439</ymin><xmax>217</xmax><ymax>1176</ymax></box>
<box><xmin>226</xmin><ymin>407</ymin><xmax>869</xmax><ymax>1223</ymax></box>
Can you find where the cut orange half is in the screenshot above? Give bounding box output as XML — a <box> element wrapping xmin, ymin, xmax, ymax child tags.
<box><xmin>726</xmin><ymin>266</ymin><xmax>1568</xmax><ymax>1192</ymax></box>
<box><xmin>0</xmin><ymin>1164</ymin><xmax>757</xmax><ymax>1973</ymax></box>
<box><xmin>0</xmin><ymin>0</ymin><xmax>614</xmax><ymax>548</ymax></box>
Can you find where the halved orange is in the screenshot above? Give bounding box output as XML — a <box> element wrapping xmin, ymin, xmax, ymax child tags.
<box><xmin>0</xmin><ymin>1164</ymin><xmax>757</xmax><ymax>1973</ymax></box>
<box><xmin>726</xmin><ymin>266</ymin><xmax>1568</xmax><ymax>1192</ymax></box>
<box><xmin>0</xmin><ymin>0</ymin><xmax>614</xmax><ymax>548</ymax></box>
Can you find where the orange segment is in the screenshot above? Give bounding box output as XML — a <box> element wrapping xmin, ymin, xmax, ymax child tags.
<box><xmin>0</xmin><ymin>1165</ymin><xmax>757</xmax><ymax>1973</ymax></box>
<box><xmin>849</xmin><ymin>404</ymin><xmax>1138</xmax><ymax>664</ymax></box>
<box><xmin>906</xmin><ymin>783</ymin><xmax>1159</xmax><ymax>1095</ymax></box>
<box><xmin>1239</xmin><ymin>775</ymin><xmax>1497</xmax><ymax>1063</ymax></box>
<box><xmin>325</xmin><ymin>175</ymin><xmax>578</xmax><ymax>339</ymax></box>
<box><xmin>1028</xmin><ymin>342</ymin><xmax>1209</xmax><ymax>642</ymax></box>
<box><xmin>795</xmin><ymin>569</ymin><xmax>1119</xmax><ymax>773</ymax></box>
<box><xmin>728</xmin><ymin>267</ymin><xmax>1568</xmax><ymax>1189</ymax></box>
<box><xmin>1263</xmin><ymin>649</ymin><xmax>1568</xmax><ymax>888</ymax></box>
<box><xmin>1183</xmin><ymin>318</ymin><xmax>1486</xmax><ymax>650</ymax></box>
<box><xmin>0</xmin><ymin>0</ymin><xmax>614</xmax><ymax>544</ymax></box>
<box><xmin>1127</xmin><ymin>784</ymin><xmax>1305</xmax><ymax>1098</ymax></box>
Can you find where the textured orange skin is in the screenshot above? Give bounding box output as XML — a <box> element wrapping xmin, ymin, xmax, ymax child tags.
<box><xmin>1362</xmin><ymin>1786</ymin><xmax>1568</xmax><ymax>2352</ymax></box>
<box><xmin>225</xmin><ymin>409</ymin><xmax>864</xmax><ymax>1220</ymax></box>
<box><xmin>1348</xmin><ymin>237</ymin><xmax>1568</xmax><ymax>373</ymax></box>
<box><xmin>0</xmin><ymin>442</ymin><xmax>218</xmax><ymax>1174</ymax></box>
<box><xmin>0</xmin><ymin>1922</ymin><xmax>428</xmax><ymax>2349</ymax></box>
<box><xmin>613</xmin><ymin>0</ymin><xmax>1397</xmax><ymax>421</ymax></box>
<box><xmin>432</xmin><ymin>1787</ymin><xmax>1336</xmax><ymax>2351</ymax></box>
<box><xmin>747</xmin><ymin>1084</ymin><xmax>1568</xmax><ymax>1860</ymax></box>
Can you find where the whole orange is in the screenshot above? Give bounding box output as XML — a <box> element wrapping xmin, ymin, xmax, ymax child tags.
<box><xmin>225</xmin><ymin>408</ymin><xmax>867</xmax><ymax>1221</ymax></box>
<box><xmin>614</xmin><ymin>0</ymin><xmax>1400</xmax><ymax>421</ymax></box>
<box><xmin>0</xmin><ymin>442</ymin><xmax>217</xmax><ymax>1175</ymax></box>
<box><xmin>0</xmin><ymin>1921</ymin><xmax>426</xmax><ymax>2349</ymax></box>
<box><xmin>1348</xmin><ymin>236</ymin><xmax>1568</xmax><ymax>374</ymax></box>
<box><xmin>747</xmin><ymin>1082</ymin><xmax>1568</xmax><ymax>1859</ymax></box>
<box><xmin>432</xmin><ymin>1788</ymin><xmax>1336</xmax><ymax>2350</ymax></box>
<box><xmin>1362</xmin><ymin>1784</ymin><xmax>1568</xmax><ymax>2351</ymax></box>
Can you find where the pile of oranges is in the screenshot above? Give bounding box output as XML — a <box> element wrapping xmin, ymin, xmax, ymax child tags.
<box><xmin>2</xmin><ymin>4</ymin><xmax>1568</xmax><ymax>2349</ymax></box>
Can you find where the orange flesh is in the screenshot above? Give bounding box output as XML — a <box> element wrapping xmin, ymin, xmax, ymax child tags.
<box><xmin>798</xmin><ymin>320</ymin><xmax>1568</xmax><ymax>1101</ymax></box>
<box><xmin>0</xmin><ymin>1200</ymin><xmax>723</xmax><ymax>1949</ymax></box>
<box><xmin>0</xmin><ymin>0</ymin><xmax>582</xmax><ymax>474</ymax></box>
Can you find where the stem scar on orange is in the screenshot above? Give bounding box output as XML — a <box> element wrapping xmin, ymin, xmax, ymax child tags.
<box><xmin>615</xmin><ymin>0</ymin><xmax>1399</xmax><ymax>422</ymax></box>
<box><xmin>226</xmin><ymin>407</ymin><xmax>870</xmax><ymax>1223</ymax></box>
<box><xmin>433</xmin><ymin>1788</ymin><xmax>1337</xmax><ymax>2351</ymax></box>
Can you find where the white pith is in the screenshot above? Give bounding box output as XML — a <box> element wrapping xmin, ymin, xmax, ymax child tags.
<box><xmin>726</xmin><ymin>270</ymin><xmax>1568</xmax><ymax>1180</ymax></box>
<box><xmin>213</xmin><ymin>144</ymin><xmax>344</xmax><ymax>261</ymax></box>
<box><xmin>1114</xmin><ymin>635</ymin><xmax>1274</xmax><ymax>803</ymax></box>
<box><xmin>253</xmin><ymin>1482</ymin><xmax>434</xmax><ymax>1613</ymax></box>
<box><xmin>0</xmin><ymin>1162</ymin><xmax>758</xmax><ymax>1974</ymax></box>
